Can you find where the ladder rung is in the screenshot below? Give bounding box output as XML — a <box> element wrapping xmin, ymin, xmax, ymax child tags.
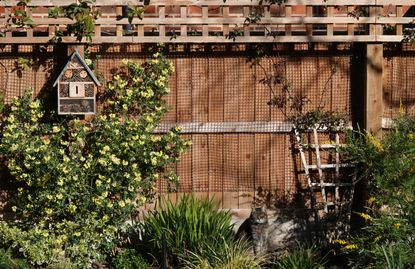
<box><xmin>311</xmin><ymin>182</ymin><xmax>354</xmax><ymax>187</ymax></box>
<box><xmin>301</xmin><ymin>144</ymin><xmax>346</xmax><ymax>149</ymax></box>
<box><xmin>307</xmin><ymin>163</ymin><xmax>353</xmax><ymax>169</ymax></box>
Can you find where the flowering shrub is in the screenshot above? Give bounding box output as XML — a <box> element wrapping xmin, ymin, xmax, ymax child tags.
<box><xmin>342</xmin><ymin>114</ymin><xmax>415</xmax><ymax>268</ymax></box>
<box><xmin>0</xmin><ymin>53</ymin><xmax>190</xmax><ymax>267</ymax></box>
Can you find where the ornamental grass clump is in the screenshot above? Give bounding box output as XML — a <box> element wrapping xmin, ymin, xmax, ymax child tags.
<box><xmin>139</xmin><ymin>194</ymin><xmax>239</xmax><ymax>267</ymax></box>
<box><xmin>0</xmin><ymin>52</ymin><xmax>190</xmax><ymax>268</ymax></box>
<box><xmin>342</xmin><ymin>114</ymin><xmax>415</xmax><ymax>268</ymax></box>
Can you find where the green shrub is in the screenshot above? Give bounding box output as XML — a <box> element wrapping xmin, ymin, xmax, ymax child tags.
<box><xmin>0</xmin><ymin>248</ymin><xmax>29</xmax><ymax>269</ymax></box>
<box><xmin>343</xmin><ymin>114</ymin><xmax>415</xmax><ymax>268</ymax></box>
<box><xmin>112</xmin><ymin>249</ymin><xmax>150</xmax><ymax>269</ymax></box>
<box><xmin>139</xmin><ymin>194</ymin><xmax>236</xmax><ymax>267</ymax></box>
<box><xmin>0</xmin><ymin>52</ymin><xmax>190</xmax><ymax>268</ymax></box>
<box><xmin>274</xmin><ymin>243</ymin><xmax>328</xmax><ymax>269</ymax></box>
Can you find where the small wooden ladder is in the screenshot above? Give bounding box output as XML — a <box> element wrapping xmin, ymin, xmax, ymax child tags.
<box><xmin>294</xmin><ymin>126</ymin><xmax>356</xmax><ymax>238</ymax></box>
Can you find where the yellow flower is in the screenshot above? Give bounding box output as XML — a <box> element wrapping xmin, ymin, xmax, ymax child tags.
<box><xmin>394</xmin><ymin>223</ymin><xmax>401</xmax><ymax>229</ymax></box>
<box><xmin>121</xmin><ymin>59</ymin><xmax>129</xmax><ymax>65</ymax></box>
<box><xmin>356</xmin><ymin>212</ymin><xmax>372</xmax><ymax>221</ymax></box>
<box><xmin>29</xmin><ymin>101</ymin><xmax>40</xmax><ymax>109</ymax></box>
<box><xmin>342</xmin><ymin>244</ymin><xmax>358</xmax><ymax>250</ymax></box>
<box><xmin>366</xmin><ymin>131</ymin><xmax>382</xmax><ymax>152</ymax></box>
<box><xmin>52</xmin><ymin>126</ymin><xmax>61</xmax><ymax>133</ymax></box>
<box><xmin>74</xmin><ymin>232</ymin><xmax>81</xmax><ymax>237</ymax></box>
<box><xmin>374</xmin><ymin>236</ymin><xmax>381</xmax><ymax>242</ymax></box>
<box><xmin>408</xmin><ymin>133</ymin><xmax>415</xmax><ymax>140</ymax></box>
<box><xmin>85</xmin><ymin>59</ymin><xmax>92</xmax><ymax>66</ymax></box>
<box><xmin>45</xmin><ymin>208</ymin><xmax>53</xmax><ymax>215</ymax></box>
<box><xmin>334</xmin><ymin>239</ymin><xmax>348</xmax><ymax>245</ymax></box>
<box><xmin>118</xmin><ymin>200</ymin><xmax>125</xmax><ymax>208</ymax></box>
<box><xmin>368</xmin><ymin>196</ymin><xmax>376</xmax><ymax>205</ymax></box>
<box><xmin>11</xmin><ymin>206</ymin><xmax>17</xmax><ymax>212</ymax></box>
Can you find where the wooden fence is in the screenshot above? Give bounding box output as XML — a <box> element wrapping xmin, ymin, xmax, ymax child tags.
<box><xmin>0</xmin><ymin>0</ymin><xmax>415</xmax><ymax>44</ymax></box>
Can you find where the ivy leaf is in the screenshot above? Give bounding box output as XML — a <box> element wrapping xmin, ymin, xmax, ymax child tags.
<box><xmin>48</xmin><ymin>7</ymin><xmax>60</xmax><ymax>19</ymax></box>
<box><xmin>127</xmin><ymin>6</ymin><xmax>144</xmax><ymax>24</ymax></box>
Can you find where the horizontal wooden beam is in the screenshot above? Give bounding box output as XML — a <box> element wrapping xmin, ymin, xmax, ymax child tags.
<box><xmin>3</xmin><ymin>0</ymin><xmax>415</xmax><ymax>7</ymax></box>
<box><xmin>1</xmin><ymin>35</ymin><xmax>399</xmax><ymax>44</ymax></box>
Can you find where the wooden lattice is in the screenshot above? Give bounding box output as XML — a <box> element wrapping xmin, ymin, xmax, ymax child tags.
<box><xmin>294</xmin><ymin>126</ymin><xmax>356</xmax><ymax>239</ymax></box>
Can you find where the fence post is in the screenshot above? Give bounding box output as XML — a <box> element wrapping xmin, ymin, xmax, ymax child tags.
<box><xmin>365</xmin><ymin>43</ymin><xmax>383</xmax><ymax>133</ymax></box>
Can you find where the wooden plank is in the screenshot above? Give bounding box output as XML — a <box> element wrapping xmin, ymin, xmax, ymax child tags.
<box><xmin>202</xmin><ymin>6</ymin><xmax>208</xmax><ymax>37</ymax></box>
<box><xmin>222</xmin><ymin>134</ymin><xmax>239</xmax><ymax>209</ymax></box>
<box><xmin>0</xmin><ymin>34</ymin><xmax>391</xmax><ymax>44</ymax></box>
<box><xmin>347</xmin><ymin>6</ymin><xmax>354</xmax><ymax>36</ymax></box>
<box><xmin>224</xmin><ymin>57</ymin><xmax>239</xmax><ymax>122</ymax></box>
<box><xmin>10</xmin><ymin>0</ymin><xmax>410</xmax><ymax>7</ymax></box>
<box><xmin>239</xmin><ymin>58</ymin><xmax>255</xmax><ymax>122</ymax></box>
<box><xmin>116</xmin><ymin>6</ymin><xmax>123</xmax><ymax>37</ymax></box>
<box><xmin>177</xmin><ymin>135</ymin><xmax>192</xmax><ymax>192</ymax></box>
<box><xmin>327</xmin><ymin>6</ymin><xmax>334</xmax><ymax>36</ymax></box>
<box><xmin>192</xmin><ymin>57</ymin><xmax>208</xmax><ymax>123</ymax></box>
<box><xmin>223</xmin><ymin>6</ymin><xmax>230</xmax><ymax>35</ymax></box>
<box><xmin>238</xmin><ymin>134</ymin><xmax>254</xmax><ymax>209</ymax></box>
<box><xmin>159</xmin><ymin>6</ymin><xmax>166</xmax><ymax>37</ymax></box>
<box><xmin>306</xmin><ymin>5</ymin><xmax>313</xmax><ymax>35</ymax></box>
<box><xmin>255</xmin><ymin>57</ymin><xmax>271</xmax><ymax>121</ymax></box>
<box><xmin>176</xmin><ymin>57</ymin><xmax>192</xmax><ymax>123</ymax></box>
<box><xmin>180</xmin><ymin>6</ymin><xmax>187</xmax><ymax>37</ymax></box>
<box><xmin>254</xmin><ymin>134</ymin><xmax>271</xmax><ymax>192</ymax></box>
<box><xmin>161</xmin><ymin>58</ymin><xmax>177</xmax><ymax>123</ymax></box>
<box><xmin>365</xmin><ymin>44</ymin><xmax>383</xmax><ymax>133</ymax></box>
<box><xmin>192</xmin><ymin>135</ymin><xmax>209</xmax><ymax>193</ymax></box>
<box><xmin>208</xmin><ymin>134</ymin><xmax>223</xmax><ymax>208</ymax></box>
<box><xmin>396</xmin><ymin>5</ymin><xmax>403</xmax><ymax>36</ymax></box>
<box><xmin>208</xmin><ymin>56</ymin><xmax>224</xmax><ymax>122</ymax></box>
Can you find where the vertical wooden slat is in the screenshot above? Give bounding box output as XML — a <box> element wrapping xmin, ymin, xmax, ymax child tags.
<box><xmin>347</xmin><ymin>6</ymin><xmax>354</xmax><ymax>35</ymax></box>
<box><xmin>192</xmin><ymin>134</ymin><xmax>209</xmax><ymax>199</ymax></box>
<box><xmin>208</xmin><ymin>134</ymin><xmax>223</xmax><ymax>207</ymax></box>
<box><xmin>137</xmin><ymin>25</ymin><xmax>144</xmax><ymax>37</ymax></box>
<box><xmin>223</xmin><ymin>57</ymin><xmax>240</xmax><ymax>209</ymax></box>
<box><xmin>116</xmin><ymin>6</ymin><xmax>123</xmax><ymax>37</ymax></box>
<box><xmin>94</xmin><ymin>24</ymin><xmax>101</xmax><ymax>38</ymax></box>
<box><xmin>159</xmin><ymin>5</ymin><xmax>166</xmax><ymax>37</ymax></box>
<box><xmin>5</xmin><ymin>8</ymin><xmax>12</xmax><ymax>38</ymax></box>
<box><xmin>180</xmin><ymin>6</ymin><xmax>187</xmax><ymax>37</ymax></box>
<box><xmin>192</xmin><ymin>57</ymin><xmax>208</xmax><ymax>197</ymax></box>
<box><xmin>243</xmin><ymin>6</ymin><xmax>250</xmax><ymax>37</ymax></box>
<box><xmin>396</xmin><ymin>5</ymin><xmax>403</xmax><ymax>36</ymax></box>
<box><xmin>223</xmin><ymin>134</ymin><xmax>239</xmax><ymax>209</ymax></box>
<box><xmin>239</xmin><ymin>134</ymin><xmax>254</xmax><ymax>209</ymax></box>
<box><xmin>26</xmin><ymin>8</ymin><xmax>33</xmax><ymax>38</ymax></box>
<box><xmin>255</xmin><ymin>134</ymin><xmax>270</xmax><ymax>193</ymax></box>
<box><xmin>326</xmin><ymin>6</ymin><xmax>333</xmax><ymax>36</ymax></box>
<box><xmin>202</xmin><ymin>6</ymin><xmax>208</xmax><ymax>37</ymax></box>
<box><xmin>177</xmin><ymin>58</ymin><xmax>192</xmax><ymax>123</ymax></box>
<box><xmin>177</xmin><ymin>135</ymin><xmax>192</xmax><ymax>192</ymax></box>
<box><xmin>162</xmin><ymin>58</ymin><xmax>177</xmax><ymax>123</ymax></box>
<box><xmin>369</xmin><ymin>6</ymin><xmax>382</xmax><ymax>38</ymax></box>
<box><xmin>176</xmin><ymin>58</ymin><xmax>192</xmax><ymax>192</ymax></box>
<box><xmin>238</xmin><ymin>59</ymin><xmax>255</xmax><ymax>209</ymax></box>
<box><xmin>285</xmin><ymin>6</ymin><xmax>292</xmax><ymax>36</ymax></box>
<box><xmin>306</xmin><ymin>5</ymin><xmax>313</xmax><ymax>36</ymax></box>
<box><xmin>208</xmin><ymin>56</ymin><xmax>224</xmax><ymax>207</ymax></box>
<box><xmin>223</xmin><ymin>6</ymin><xmax>230</xmax><ymax>36</ymax></box>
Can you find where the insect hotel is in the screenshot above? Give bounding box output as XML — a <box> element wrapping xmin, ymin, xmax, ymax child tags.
<box><xmin>53</xmin><ymin>50</ymin><xmax>100</xmax><ymax>115</ymax></box>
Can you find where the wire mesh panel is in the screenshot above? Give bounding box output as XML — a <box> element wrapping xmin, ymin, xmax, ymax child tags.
<box><xmin>384</xmin><ymin>45</ymin><xmax>415</xmax><ymax>119</ymax></box>
<box><xmin>0</xmin><ymin>44</ymin><xmax>352</xmax><ymax>210</ymax></box>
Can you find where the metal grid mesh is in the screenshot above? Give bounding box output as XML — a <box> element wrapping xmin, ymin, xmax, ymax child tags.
<box><xmin>0</xmin><ymin>44</ymin><xmax>352</xmax><ymax>209</ymax></box>
<box><xmin>384</xmin><ymin>50</ymin><xmax>415</xmax><ymax>118</ymax></box>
